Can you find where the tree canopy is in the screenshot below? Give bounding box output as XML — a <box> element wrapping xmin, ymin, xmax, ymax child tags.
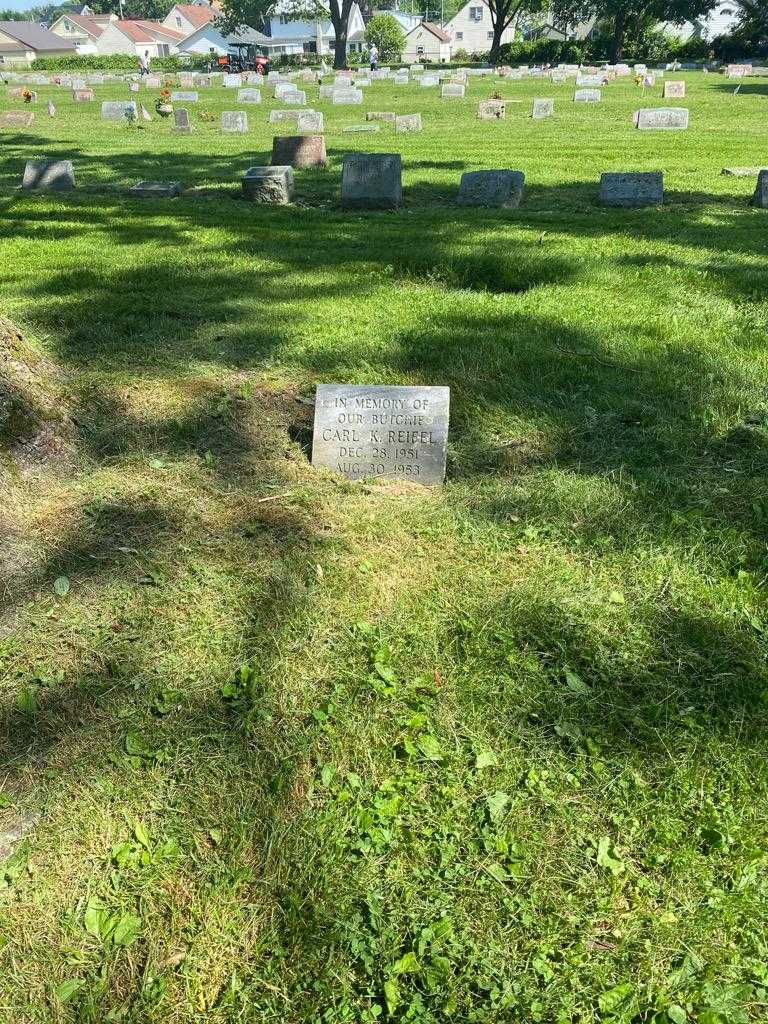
<box><xmin>364</xmin><ymin>13</ymin><xmax>405</xmax><ymax>59</ymax></box>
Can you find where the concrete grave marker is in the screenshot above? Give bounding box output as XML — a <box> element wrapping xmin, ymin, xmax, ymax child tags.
<box><xmin>283</xmin><ymin>90</ymin><xmax>306</xmax><ymax>105</ymax></box>
<box><xmin>237</xmin><ymin>88</ymin><xmax>261</xmax><ymax>103</ymax></box>
<box><xmin>73</xmin><ymin>89</ymin><xmax>94</xmax><ymax>101</ymax></box>
<box><xmin>271</xmin><ymin>134</ymin><xmax>327</xmax><ymax>168</ymax></box>
<box><xmin>129</xmin><ymin>180</ymin><xmax>183</xmax><ymax>198</ymax></box>
<box><xmin>574</xmin><ymin>88</ymin><xmax>601</xmax><ymax>102</ymax></box>
<box><xmin>457</xmin><ymin>169</ymin><xmax>524</xmax><ymax>208</ymax></box>
<box><xmin>441</xmin><ymin>84</ymin><xmax>465</xmax><ymax>98</ymax></box>
<box><xmin>312</xmin><ymin>384</ymin><xmax>450</xmax><ymax>485</ymax></box>
<box><xmin>296</xmin><ymin>110</ymin><xmax>324</xmax><ymax>132</ymax></box>
<box><xmin>223</xmin><ymin>73</ymin><xmax>241</xmax><ymax>87</ymax></box>
<box><xmin>478</xmin><ymin>99</ymin><xmax>505</xmax><ymax>119</ymax></box>
<box><xmin>343</xmin><ymin>123</ymin><xmax>380</xmax><ymax>132</ymax></box>
<box><xmin>663</xmin><ymin>80</ymin><xmax>685</xmax><ymax>98</ymax></box>
<box><xmin>634</xmin><ymin>107</ymin><xmax>688</xmax><ymax>129</ymax></box>
<box><xmin>341</xmin><ymin>152</ymin><xmax>402</xmax><ymax>209</ymax></box>
<box><xmin>221</xmin><ymin>110</ymin><xmax>248</xmax><ymax>133</ymax></box>
<box><xmin>171</xmin><ymin>91</ymin><xmax>198</xmax><ymax>102</ymax></box>
<box><xmin>751</xmin><ymin>169</ymin><xmax>768</xmax><ymax>208</ymax></box>
<box><xmin>332</xmin><ymin>88</ymin><xmax>363</xmax><ymax>104</ymax></box>
<box><xmin>532</xmin><ymin>98</ymin><xmax>554</xmax><ymax>118</ymax></box>
<box><xmin>174</xmin><ymin>108</ymin><xmax>191</xmax><ymax>133</ymax></box>
<box><xmin>22</xmin><ymin>159</ymin><xmax>75</xmax><ymax>191</ymax></box>
<box><xmin>194</xmin><ymin>74</ymin><xmax>212</xmax><ymax>87</ymax></box>
<box><xmin>242</xmin><ymin>165</ymin><xmax>294</xmax><ymax>204</ymax></box>
<box><xmin>366</xmin><ymin>111</ymin><xmax>396</xmax><ymax>122</ymax></box>
<box><xmin>395</xmin><ymin>113</ymin><xmax>422</xmax><ymax>132</ymax></box>
<box><xmin>101</xmin><ymin>100</ymin><xmax>136</xmax><ymax>121</ymax></box>
<box><xmin>576</xmin><ymin>73</ymin><xmax>604</xmax><ymax>86</ymax></box>
<box><xmin>420</xmin><ymin>74</ymin><xmax>439</xmax><ymax>87</ymax></box>
<box><xmin>599</xmin><ymin>171</ymin><xmax>663</xmax><ymax>207</ymax></box>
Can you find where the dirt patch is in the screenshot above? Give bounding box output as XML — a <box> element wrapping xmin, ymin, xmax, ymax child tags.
<box><xmin>0</xmin><ymin>315</ymin><xmax>76</xmax><ymax>477</ymax></box>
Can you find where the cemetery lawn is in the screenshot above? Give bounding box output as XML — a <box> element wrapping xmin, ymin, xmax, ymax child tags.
<box><xmin>2</xmin><ymin>71</ymin><xmax>768</xmax><ymax>1023</ymax></box>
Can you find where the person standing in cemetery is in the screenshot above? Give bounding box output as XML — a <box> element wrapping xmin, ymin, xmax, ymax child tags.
<box><xmin>369</xmin><ymin>43</ymin><xmax>379</xmax><ymax>72</ymax></box>
<box><xmin>139</xmin><ymin>50</ymin><xmax>151</xmax><ymax>77</ymax></box>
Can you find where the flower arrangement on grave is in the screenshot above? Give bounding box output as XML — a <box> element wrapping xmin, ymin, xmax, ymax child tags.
<box><xmin>21</xmin><ymin>88</ymin><xmax>32</xmax><ymax>104</ymax></box>
<box><xmin>155</xmin><ymin>89</ymin><xmax>173</xmax><ymax>117</ymax></box>
<box><xmin>197</xmin><ymin>109</ymin><xmax>216</xmax><ymax>122</ymax></box>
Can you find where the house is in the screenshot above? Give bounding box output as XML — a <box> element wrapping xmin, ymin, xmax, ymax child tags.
<box><xmin>402</xmin><ymin>20</ymin><xmax>451</xmax><ymax>63</ymax></box>
<box><xmin>48</xmin><ymin>12</ymin><xmax>117</xmax><ymax>54</ymax></box>
<box><xmin>372</xmin><ymin>9</ymin><xmax>420</xmax><ymax>32</ymax></box>
<box><xmin>445</xmin><ymin>0</ymin><xmax>516</xmax><ymax>55</ymax></box>
<box><xmin>161</xmin><ymin>2</ymin><xmax>229</xmax><ymax>55</ymax></box>
<box><xmin>518</xmin><ymin>11</ymin><xmax>596</xmax><ymax>41</ymax></box>
<box><xmin>95</xmin><ymin>19</ymin><xmax>186</xmax><ymax>57</ymax></box>
<box><xmin>163</xmin><ymin>3</ymin><xmax>216</xmax><ymax>36</ymax></box>
<box><xmin>261</xmin><ymin>1</ymin><xmax>366</xmax><ymax>56</ymax></box>
<box><xmin>0</xmin><ymin>21</ymin><xmax>76</xmax><ymax>65</ymax></box>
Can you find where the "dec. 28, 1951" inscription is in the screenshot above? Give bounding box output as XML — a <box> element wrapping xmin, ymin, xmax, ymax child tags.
<box><xmin>311</xmin><ymin>384</ymin><xmax>450</xmax><ymax>485</ymax></box>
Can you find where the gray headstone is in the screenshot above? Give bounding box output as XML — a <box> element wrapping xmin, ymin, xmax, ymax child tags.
<box><xmin>223</xmin><ymin>74</ymin><xmax>241</xmax><ymax>87</ymax></box>
<box><xmin>395</xmin><ymin>113</ymin><xmax>422</xmax><ymax>132</ymax></box>
<box><xmin>242</xmin><ymin>165</ymin><xmax>294</xmax><ymax>204</ymax></box>
<box><xmin>221</xmin><ymin>110</ymin><xmax>248</xmax><ymax>133</ymax></box>
<box><xmin>282</xmin><ymin>89</ymin><xmax>306</xmax><ymax>106</ymax></box>
<box><xmin>575</xmin><ymin>73</ymin><xmax>603</xmax><ymax>86</ymax></box>
<box><xmin>478</xmin><ymin>99</ymin><xmax>506</xmax><ymax>120</ymax></box>
<box><xmin>171</xmin><ymin>91</ymin><xmax>198</xmax><ymax>102</ymax></box>
<box><xmin>237</xmin><ymin>88</ymin><xmax>261</xmax><ymax>103</ymax></box>
<box><xmin>441</xmin><ymin>84</ymin><xmax>465</xmax><ymax>98</ymax></box>
<box><xmin>663</xmin><ymin>80</ymin><xmax>685</xmax><ymax>98</ymax></box>
<box><xmin>457</xmin><ymin>169</ymin><xmax>524</xmax><ymax>208</ymax></box>
<box><xmin>751</xmin><ymin>170</ymin><xmax>768</xmax><ymax>208</ymax></box>
<box><xmin>366</xmin><ymin>111</ymin><xmax>396</xmax><ymax>121</ymax></box>
<box><xmin>194</xmin><ymin>74</ymin><xmax>212</xmax><ymax>87</ymax></box>
<box><xmin>634</xmin><ymin>107</ymin><xmax>689</xmax><ymax>129</ymax></box>
<box><xmin>341</xmin><ymin>152</ymin><xmax>402</xmax><ymax>209</ymax></box>
<box><xmin>332</xmin><ymin>88</ymin><xmax>363</xmax><ymax>104</ymax></box>
<box><xmin>312</xmin><ymin>384</ymin><xmax>449</xmax><ymax>485</ymax></box>
<box><xmin>722</xmin><ymin>166</ymin><xmax>767</xmax><ymax>176</ymax></box>
<box><xmin>574</xmin><ymin>88</ymin><xmax>601</xmax><ymax>102</ymax></box>
<box><xmin>174</xmin><ymin>108</ymin><xmax>191</xmax><ymax>132</ymax></box>
<box><xmin>420</xmin><ymin>75</ymin><xmax>439</xmax><ymax>87</ymax></box>
<box><xmin>599</xmin><ymin>171</ymin><xmax>663</xmax><ymax>207</ymax></box>
<box><xmin>532</xmin><ymin>98</ymin><xmax>554</xmax><ymax>118</ymax></box>
<box><xmin>296</xmin><ymin>110</ymin><xmax>324</xmax><ymax>132</ymax></box>
<box><xmin>101</xmin><ymin>100</ymin><xmax>136</xmax><ymax>121</ymax></box>
<box><xmin>129</xmin><ymin>180</ymin><xmax>183</xmax><ymax>198</ymax></box>
<box><xmin>343</xmin><ymin>123</ymin><xmax>380</xmax><ymax>132</ymax></box>
<box><xmin>22</xmin><ymin>159</ymin><xmax>75</xmax><ymax>191</ymax></box>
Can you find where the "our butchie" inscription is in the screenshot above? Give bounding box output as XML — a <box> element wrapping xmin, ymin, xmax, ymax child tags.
<box><xmin>311</xmin><ymin>384</ymin><xmax>450</xmax><ymax>485</ymax></box>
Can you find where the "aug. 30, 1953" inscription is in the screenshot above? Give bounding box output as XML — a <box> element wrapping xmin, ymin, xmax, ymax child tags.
<box><xmin>311</xmin><ymin>384</ymin><xmax>450</xmax><ymax>485</ymax></box>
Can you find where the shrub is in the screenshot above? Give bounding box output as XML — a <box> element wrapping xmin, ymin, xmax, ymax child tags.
<box><xmin>31</xmin><ymin>53</ymin><xmax>210</xmax><ymax>72</ymax></box>
<box><xmin>364</xmin><ymin>14</ymin><xmax>406</xmax><ymax>61</ymax></box>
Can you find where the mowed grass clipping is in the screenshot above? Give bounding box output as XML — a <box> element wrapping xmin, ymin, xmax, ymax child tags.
<box><xmin>0</xmin><ymin>70</ymin><xmax>767</xmax><ymax>1024</ymax></box>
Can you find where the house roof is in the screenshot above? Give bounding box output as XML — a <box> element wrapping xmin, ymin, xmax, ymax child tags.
<box><xmin>115</xmin><ymin>19</ymin><xmax>186</xmax><ymax>42</ymax></box>
<box><xmin>0</xmin><ymin>21</ymin><xmax>76</xmax><ymax>51</ymax></box>
<box><xmin>171</xmin><ymin>4</ymin><xmax>217</xmax><ymax>28</ymax></box>
<box><xmin>419</xmin><ymin>20</ymin><xmax>451</xmax><ymax>42</ymax></box>
<box><xmin>51</xmin><ymin>13</ymin><xmax>105</xmax><ymax>38</ymax></box>
<box><xmin>226</xmin><ymin>25</ymin><xmax>271</xmax><ymax>44</ymax></box>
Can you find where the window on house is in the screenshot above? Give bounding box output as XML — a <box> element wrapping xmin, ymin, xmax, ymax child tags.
<box><xmin>279</xmin><ymin>14</ymin><xmax>290</xmax><ymax>23</ymax></box>
<box><xmin>175</xmin><ymin>15</ymin><xmax>182</xmax><ymax>26</ymax></box>
<box><xmin>469</xmin><ymin>6</ymin><xmax>483</xmax><ymax>20</ymax></box>
<box><xmin>417</xmin><ymin>44</ymin><xmax>424</xmax><ymax>54</ymax></box>
<box><xmin>455</xmin><ymin>31</ymin><xmax>463</xmax><ymax>39</ymax></box>
<box><xmin>487</xmin><ymin>30</ymin><xmax>493</xmax><ymax>38</ymax></box>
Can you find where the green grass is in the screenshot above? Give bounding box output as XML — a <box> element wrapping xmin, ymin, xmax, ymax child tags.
<box><xmin>1</xmin><ymin>70</ymin><xmax>768</xmax><ymax>1024</ymax></box>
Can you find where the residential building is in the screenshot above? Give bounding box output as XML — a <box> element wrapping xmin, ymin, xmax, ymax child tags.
<box><xmin>48</xmin><ymin>12</ymin><xmax>117</xmax><ymax>54</ymax></box>
<box><xmin>0</xmin><ymin>21</ymin><xmax>76</xmax><ymax>64</ymax></box>
<box><xmin>402</xmin><ymin>20</ymin><xmax>451</xmax><ymax>62</ymax></box>
<box><xmin>445</xmin><ymin>0</ymin><xmax>516</xmax><ymax>55</ymax></box>
<box><xmin>261</xmin><ymin>1</ymin><xmax>366</xmax><ymax>56</ymax></box>
<box><xmin>95</xmin><ymin>19</ymin><xmax>186</xmax><ymax>57</ymax></box>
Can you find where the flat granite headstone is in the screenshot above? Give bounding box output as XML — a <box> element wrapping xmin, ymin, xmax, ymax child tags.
<box><xmin>343</xmin><ymin>123</ymin><xmax>380</xmax><ymax>132</ymax></box>
<box><xmin>576</xmin><ymin>73</ymin><xmax>603</xmax><ymax>86</ymax></box>
<box><xmin>22</xmin><ymin>159</ymin><xmax>75</xmax><ymax>191</ymax></box>
<box><xmin>722</xmin><ymin>166</ymin><xmax>767</xmax><ymax>176</ymax></box>
<box><xmin>237</xmin><ymin>88</ymin><xmax>261</xmax><ymax>103</ymax></box>
<box><xmin>395</xmin><ymin>113</ymin><xmax>422</xmax><ymax>132</ymax></box>
<box><xmin>101</xmin><ymin>100</ymin><xmax>136</xmax><ymax>121</ymax></box>
<box><xmin>73</xmin><ymin>88</ymin><xmax>94</xmax><ymax>101</ymax></box>
<box><xmin>296</xmin><ymin>110</ymin><xmax>324</xmax><ymax>132</ymax></box>
<box><xmin>599</xmin><ymin>171</ymin><xmax>663</xmax><ymax>207</ymax></box>
<box><xmin>129</xmin><ymin>180</ymin><xmax>183</xmax><ymax>198</ymax></box>
<box><xmin>223</xmin><ymin>74</ymin><xmax>241</xmax><ymax>87</ymax></box>
<box><xmin>174</xmin><ymin>108</ymin><xmax>191</xmax><ymax>133</ymax></box>
<box><xmin>574</xmin><ymin>88</ymin><xmax>601</xmax><ymax>102</ymax></box>
<box><xmin>269</xmin><ymin>109</ymin><xmax>302</xmax><ymax>123</ymax></box>
<box><xmin>751</xmin><ymin>170</ymin><xmax>768</xmax><ymax>208</ymax></box>
<box><xmin>282</xmin><ymin>90</ymin><xmax>306</xmax><ymax>106</ymax></box>
<box><xmin>366</xmin><ymin>111</ymin><xmax>396</xmax><ymax>121</ymax></box>
<box><xmin>634</xmin><ymin>107</ymin><xmax>688</xmax><ymax>129</ymax></box>
<box><xmin>341</xmin><ymin>152</ymin><xmax>401</xmax><ymax>209</ymax></box>
<box><xmin>441</xmin><ymin>84</ymin><xmax>465</xmax><ymax>98</ymax></box>
<box><xmin>457</xmin><ymin>169</ymin><xmax>524</xmax><ymax>208</ymax></box>
<box><xmin>663</xmin><ymin>80</ymin><xmax>685</xmax><ymax>98</ymax></box>
<box><xmin>171</xmin><ymin>90</ymin><xmax>198</xmax><ymax>102</ymax></box>
<box><xmin>478</xmin><ymin>99</ymin><xmax>506</xmax><ymax>119</ymax></box>
<box><xmin>271</xmin><ymin>134</ymin><xmax>327</xmax><ymax>168</ymax></box>
<box><xmin>221</xmin><ymin>110</ymin><xmax>248</xmax><ymax>133</ymax></box>
<box><xmin>243</xmin><ymin>165</ymin><xmax>294</xmax><ymax>204</ymax></box>
<box><xmin>420</xmin><ymin>75</ymin><xmax>439</xmax><ymax>87</ymax></box>
<box><xmin>0</xmin><ymin>111</ymin><xmax>35</xmax><ymax>128</ymax></box>
<box><xmin>532</xmin><ymin>98</ymin><xmax>554</xmax><ymax>118</ymax></box>
<box><xmin>332</xmin><ymin>88</ymin><xmax>363</xmax><ymax>104</ymax></box>
<box><xmin>312</xmin><ymin>384</ymin><xmax>450</xmax><ymax>485</ymax></box>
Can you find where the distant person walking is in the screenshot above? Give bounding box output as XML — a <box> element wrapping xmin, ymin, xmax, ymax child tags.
<box><xmin>369</xmin><ymin>43</ymin><xmax>378</xmax><ymax>72</ymax></box>
<box><xmin>139</xmin><ymin>50</ymin><xmax>150</xmax><ymax>77</ymax></box>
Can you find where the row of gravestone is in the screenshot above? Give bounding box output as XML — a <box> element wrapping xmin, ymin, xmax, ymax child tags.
<box><xmin>18</xmin><ymin>156</ymin><xmax>768</xmax><ymax>213</ymax></box>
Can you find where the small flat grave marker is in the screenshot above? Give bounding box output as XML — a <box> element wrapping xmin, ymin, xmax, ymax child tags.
<box><xmin>366</xmin><ymin>110</ymin><xmax>396</xmax><ymax>122</ymax></box>
<box><xmin>312</xmin><ymin>384</ymin><xmax>450</xmax><ymax>485</ymax></box>
<box><xmin>73</xmin><ymin>89</ymin><xmax>94</xmax><ymax>101</ymax></box>
<box><xmin>663</xmin><ymin>80</ymin><xmax>685</xmax><ymax>98</ymax></box>
<box><xmin>395</xmin><ymin>113</ymin><xmax>422</xmax><ymax>132</ymax></box>
<box><xmin>574</xmin><ymin>88</ymin><xmax>601</xmax><ymax>102</ymax></box>
<box><xmin>129</xmin><ymin>180</ymin><xmax>183</xmax><ymax>198</ymax></box>
<box><xmin>599</xmin><ymin>171</ymin><xmax>663</xmax><ymax>207</ymax></box>
<box><xmin>22</xmin><ymin>159</ymin><xmax>75</xmax><ymax>191</ymax></box>
<box><xmin>0</xmin><ymin>111</ymin><xmax>34</xmax><ymax>128</ymax></box>
<box><xmin>171</xmin><ymin>90</ymin><xmax>198</xmax><ymax>102</ymax></box>
<box><xmin>478</xmin><ymin>99</ymin><xmax>505</xmax><ymax>119</ymax></box>
<box><xmin>634</xmin><ymin>107</ymin><xmax>688</xmax><ymax>129</ymax></box>
<box><xmin>458</xmin><ymin>169</ymin><xmax>524</xmax><ymax>208</ymax></box>
<box><xmin>237</xmin><ymin>88</ymin><xmax>261</xmax><ymax>103</ymax></box>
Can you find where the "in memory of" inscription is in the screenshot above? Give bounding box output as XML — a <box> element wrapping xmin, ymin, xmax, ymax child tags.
<box><xmin>311</xmin><ymin>384</ymin><xmax>450</xmax><ymax>485</ymax></box>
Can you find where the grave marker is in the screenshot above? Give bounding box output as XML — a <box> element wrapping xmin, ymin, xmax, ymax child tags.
<box><xmin>271</xmin><ymin>134</ymin><xmax>327</xmax><ymax>168</ymax></box>
<box><xmin>663</xmin><ymin>80</ymin><xmax>685</xmax><ymax>98</ymax></box>
<box><xmin>296</xmin><ymin>110</ymin><xmax>324</xmax><ymax>132</ymax></box>
<box><xmin>532</xmin><ymin>98</ymin><xmax>554</xmax><ymax>118</ymax></box>
<box><xmin>457</xmin><ymin>169</ymin><xmax>524</xmax><ymax>208</ymax></box>
<box><xmin>174</xmin><ymin>108</ymin><xmax>191</xmax><ymax>133</ymax></box>
<box><xmin>129</xmin><ymin>180</ymin><xmax>183</xmax><ymax>198</ymax></box>
<box><xmin>574</xmin><ymin>88</ymin><xmax>601</xmax><ymax>102</ymax></box>
<box><xmin>332</xmin><ymin>88</ymin><xmax>363</xmax><ymax>104</ymax></box>
<box><xmin>237</xmin><ymin>88</ymin><xmax>261</xmax><ymax>103</ymax></box>
<box><xmin>478</xmin><ymin>99</ymin><xmax>505</xmax><ymax>119</ymax></box>
<box><xmin>171</xmin><ymin>90</ymin><xmax>198</xmax><ymax>102</ymax></box>
<box><xmin>0</xmin><ymin>110</ymin><xmax>34</xmax><ymax>128</ymax></box>
<box><xmin>599</xmin><ymin>171</ymin><xmax>663</xmax><ymax>207</ymax></box>
<box><xmin>101</xmin><ymin>100</ymin><xmax>137</xmax><ymax>121</ymax></box>
<box><xmin>312</xmin><ymin>384</ymin><xmax>449</xmax><ymax>485</ymax></box>
<box><xmin>634</xmin><ymin>107</ymin><xmax>688</xmax><ymax>129</ymax></box>
<box><xmin>366</xmin><ymin>111</ymin><xmax>396</xmax><ymax>122</ymax></box>
<box><xmin>221</xmin><ymin>110</ymin><xmax>248</xmax><ymax>133</ymax></box>
<box><xmin>341</xmin><ymin>152</ymin><xmax>402</xmax><ymax>209</ymax></box>
<box><xmin>22</xmin><ymin>159</ymin><xmax>75</xmax><ymax>191</ymax></box>
<box><xmin>73</xmin><ymin>89</ymin><xmax>94</xmax><ymax>101</ymax></box>
<box><xmin>441</xmin><ymin>84</ymin><xmax>465</xmax><ymax>98</ymax></box>
<box><xmin>243</xmin><ymin>165</ymin><xmax>294</xmax><ymax>204</ymax></box>
<box><xmin>751</xmin><ymin>169</ymin><xmax>768</xmax><ymax>208</ymax></box>
<box><xmin>395</xmin><ymin>113</ymin><xmax>422</xmax><ymax>132</ymax></box>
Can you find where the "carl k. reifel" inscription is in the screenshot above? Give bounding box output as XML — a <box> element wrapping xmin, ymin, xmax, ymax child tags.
<box><xmin>311</xmin><ymin>384</ymin><xmax>450</xmax><ymax>485</ymax></box>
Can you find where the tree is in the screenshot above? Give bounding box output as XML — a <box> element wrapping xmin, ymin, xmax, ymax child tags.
<box><xmin>364</xmin><ymin>13</ymin><xmax>405</xmax><ymax>59</ymax></box>
<box><xmin>218</xmin><ymin>0</ymin><xmax>357</xmax><ymax>69</ymax></box>
<box><xmin>487</xmin><ymin>0</ymin><xmax>548</xmax><ymax>63</ymax></box>
<box><xmin>549</xmin><ymin>0</ymin><xmax>719</xmax><ymax>61</ymax></box>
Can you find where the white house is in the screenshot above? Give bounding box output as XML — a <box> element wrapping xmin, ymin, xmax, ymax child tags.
<box><xmin>445</xmin><ymin>0</ymin><xmax>515</xmax><ymax>55</ymax></box>
<box><xmin>262</xmin><ymin>1</ymin><xmax>365</xmax><ymax>56</ymax></box>
<box><xmin>160</xmin><ymin>2</ymin><xmax>230</xmax><ymax>55</ymax></box>
<box><xmin>95</xmin><ymin>19</ymin><xmax>186</xmax><ymax>57</ymax></box>
<box><xmin>402</xmin><ymin>20</ymin><xmax>451</xmax><ymax>63</ymax></box>
<box><xmin>49</xmin><ymin>12</ymin><xmax>117</xmax><ymax>53</ymax></box>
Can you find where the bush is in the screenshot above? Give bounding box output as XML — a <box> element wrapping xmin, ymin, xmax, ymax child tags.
<box><xmin>364</xmin><ymin>14</ymin><xmax>406</xmax><ymax>61</ymax></box>
<box><xmin>495</xmin><ymin>38</ymin><xmax>589</xmax><ymax>65</ymax></box>
<box><xmin>30</xmin><ymin>53</ymin><xmax>210</xmax><ymax>72</ymax></box>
